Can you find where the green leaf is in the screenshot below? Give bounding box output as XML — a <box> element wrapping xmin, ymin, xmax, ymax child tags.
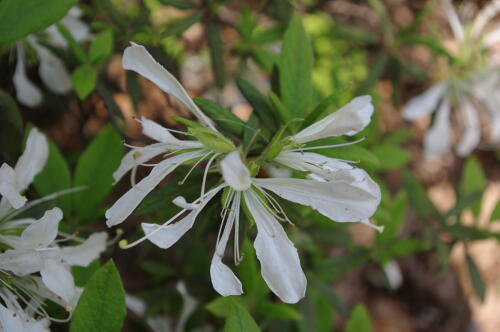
<box><xmin>224</xmin><ymin>301</ymin><xmax>261</xmax><ymax>332</ymax></box>
<box><xmin>255</xmin><ymin>302</ymin><xmax>302</xmax><ymax>320</ymax></box>
<box><xmin>237</xmin><ymin>239</ymin><xmax>268</xmax><ymax>299</ymax></box>
<box><xmin>371</xmin><ymin>144</ymin><xmax>411</xmax><ymax>171</ymax></box>
<box><xmin>459</xmin><ymin>157</ymin><xmax>486</xmax><ymax>217</ymax></box>
<box><xmin>376</xmin><ymin>190</ymin><xmax>407</xmax><ymax>245</ymax></box>
<box><xmin>0</xmin><ymin>90</ymin><xmax>23</xmax><ymax>133</ymax></box>
<box><xmin>56</xmin><ymin>23</ymin><xmax>87</xmax><ymax>64</ymax></box>
<box><xmin>206</xmin><ymin>296</ymin><xmax>246</xmax><ymax>318</ymax></box>
<box><xmin>0</xmin><ymin>0</ymin><xmax>76</xmax><ymax>45</ymax></box>
<box><xmin>162</xmin><ymin>12</ymin><xmax>203</xmax><ymax>38</ymax></box>
<box><xmin>96</xmin><ymin>0</ymin><xmax>127</xmax><ymax>32</ymax></box>
<box><xmin>89</xmin><ymin>30</ymin><xmax>114</xmax><ymax>65</ymax></box>
<box><xmin>355</xmin><ymin>51</ymin><xmax>388</xmax><ymax>94</ymax></box>
<box><xmin>70</xmin><ymin>260</ymin><xmax>126</xmax><ymax>332</ymax></box>
<box><xmin>403</xmin><ymin>171</ymin><xmax>441</xmax><ymax>219</ymax></box>
<box><xmin>71</xmin><ymin>66</ymin><xmax>98</xmax><ymax>99</ymax></box>
<box><xmin>465</xmin><ymin>252</ymin><xmax>485</xmax><ymax>302</ymax></box>
<box><xmin>33</xmin><ymin>141</ymin><xmax>72</xmax><ymax>215</ymax></box>
<box><xmin>279</xmin><ymin>14</ymin><xmax>313</xmax><ymax>118</ymax></box>
<box><xmin>236</xmin><ymin>78</ymin><xmax>277</xmax><ymax>132</ymax></box>
<box><xmin>72</xmin><ymin>260</ymin><xmax>100</xmax><ymax>287</ymax></box>
<box><xmin>207</xmin><ymin>21</ymin><xmax>225</xmax><ymax>87</ymax></box>
<box><xmin>194</xmin><ymin>97</ymin><xmax>245</xmax><ymax>137</ymax></box>
<box><xmin>73</xmin><ymin>125</ymin><xmax>122</xmax><ymax>221</ymax></box>
<box><xmin>318</xmin><ymin>144</ymin><xmax>380</xmax><ymax>167</ymax></box>
<box><xmin>345</xmin><ymin>304</ymin><xmax>371</xmax><ymax>332</ymax></box>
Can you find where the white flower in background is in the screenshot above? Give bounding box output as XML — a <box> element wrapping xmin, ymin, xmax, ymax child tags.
<box><xmin>13</xmin><ymin>7</ymin><xmax>91</xmax><ymax>107</ymax></box>
<box><xmin>0</xmin><ymin>128</ymin><xmax>107</xmax><ymax>330</ymax></box>
<box><xmin>126</xmin><ymin>281</ymin><xmax>197</xmax><ymax>332</ymax></box>
<box><xmin>402</xmin><ymin>0</ymin><xmax>500</xmax><ymax>157</ymax></box>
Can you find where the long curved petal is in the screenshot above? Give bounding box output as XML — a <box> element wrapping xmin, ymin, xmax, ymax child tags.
<box><xmin>402</xmin><ymin>82</ymin><xmax>446</xmax><ymax>121</ymax></box>
<box><xmin>36</xmin><ymin>46</ymin><xmax>72</xmax><ymax>94</ymax></box>
<box><xmin>292</xmin><ymin>95</ymin><xmax>373</xmax><ymax>144</ymax></box>
<box><xmin>456</xmin><ymin>97</ymin><xmax>481</xmax><ymax>156</ymax></box>
<box><xmin>13</xmin><ymin>43</ymin><xmax>43</xmax><ymax>107</ymax></box>
<box><xmin>20</xmin><ymin>207</ymin><xmax>62</xmax><ymax>249</ymax></box>
<box><xmin>112</xmin><ymin>143</ymin><xmax>168</xmax><ymax>183</ymax></box>
<box><xmin>0</xmin><ymin>163</ymin><xmax>27</xmax><ymax>209</ymax></box>
<box><xmin>105</xmin><ymin>151</ymin><xmax>204</xmax><ymax>227</ymax></box>
<box><xmin>139</xmin><ymin>117</ymin><xmax>204</xmax><ymax>148</ymax></box>
<box><xmin>423</xmin><ymin>97</ymin><xmax>452</xmax><ymax>157</ymax></box>
<box><xmin>220</xmin><ymin>151</ymin><xmax>251</xmax><ymax>191</ymax></box>
<box><xmin>141</xmin><ymin>185</ymin><xmax>223</xmax><ymax>249</ymax></box>
<box><xmin>253</xmin><ymin>176</ymin><xmax>381</xmax><ymax>222</ymax></box>
<box><xmin>14</xmin><ymin>128</ymin><xmax>49</xmax><ymax>192</ymax></box>
<box><xmin>244</xmin><ymin>190</ymin><xmax>306</xmax><ymax>303</ymax></box>
<box><xmin>122</xmin><ymin>43</ymin><xmax>216</xmax><ymax>130</ymax></box>
<box><xmin>59</xmin><ymin>232</ymin><xmax>108</xmax><ymax>266</ymax></box>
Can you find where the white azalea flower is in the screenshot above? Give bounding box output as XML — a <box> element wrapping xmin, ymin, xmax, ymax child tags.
<box><xmin>0</xmin><ymin>128</ymin><xmax>108</xmax><ymax>329</ymax></box>
<box><xmin>402</xmin><ymin>0</ymin><xmax>500</xmax><ymax>157</ymax></box>
<box><xmin>110</xmin><ymin>42</ymin><xmax>381</xmax><ymax>303</ymax></box>
<box><xmin>121</xmin><ymin>148</ymin><xmax>380</xmax><ymax>303</ymax></box>
<box><xmin>13</xmin><ymin>6</ymin><xmax>91</xmax><ymax>107</ymax></box>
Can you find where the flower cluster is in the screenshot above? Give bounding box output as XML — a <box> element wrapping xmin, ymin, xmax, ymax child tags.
<box><xmin>402</xmin><ymin>0</ymin><xmax>500</xmax><ymax>157</ymax></box>
<box><xmin>106</xmin><ymin>43</ymin><xmax>382</xmax><ymax>303</ymax></box>
<box><xmin>13</xmin><ymin>7</ymin><xmax>91</xmax><ymax>107</ymax></box>
<box><xmin>0</xmin><ymin>128</ymin><xmax>107</xmax><ymax>331</ymax></box>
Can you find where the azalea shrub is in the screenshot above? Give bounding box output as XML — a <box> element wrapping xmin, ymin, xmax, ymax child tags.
<box><xmin>1</xmin><ymin>0</ymin><xmax>500</xmax><ymax>331</ymax></box>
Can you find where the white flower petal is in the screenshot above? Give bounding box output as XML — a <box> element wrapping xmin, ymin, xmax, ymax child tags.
<box><xmin>275</xmin><ymin>151</ymin><xmax>353</xmax><ymax>179</ymax></box>
<box><xmin>265</xmin><ymin>165</ymin><xmax>293</xmax><ymax>178</ymax></box>
<box><xmin>471</xmin><ymin>1</ymin><xmax>500</xmax><ymax>38</ymax></box>
<box><xmin>106</xmin><ymin>151</ymin><xmax>204</xmax><ymax>227</ymax></box>
<box><xmin>122</xmin><ymin>43</ymin><xmax>216</xmax><ymax>129</ymax></box>
<box><xmin>40</xmin><ymin>259</ymin><xmax>77</xmax><ymax>305</ymax></box>
<box><xmin>36</xmin><ymin>46</ymin><xmax>72</xmax><ymax>94</ymax></box>
<box><xmin>125</xmin><ymin>294</ymin><xmax>146</xmax><ymax>317</ymax></box>
<box><xmin>0</xmin><ymin>163</ymin><xmax>27</xmax><ymax>209</ymax></box>
<box><xmin>484</xmin><ymin>26</ymin><xmax>500</xmax><ymax>47</ymax></box>
<box><xmin>13</xmin><ymin>43</ymin><xmax>43</xmax><ymax>108</ymax></box>
<box><xmin>244</xmin><ymin>190</ymin><xmax>306</xmax><ymax>303</ymax></box>
<box><xmin>220</xmin><ymin>151</ymin><xmax>251</xmax><ymax>191</ymax></box>
<box><xmin>20</xmin><ymin>207</ymin><xmax>62</xmax><ymax>249</ymax></box>
<box><xmin>176</xmin><ymin>281</ymin><xmax>197</xmax><ymax>332</ymax></box>
<box><xmin>402</xmin><ymin>82</ymin><xmax>446</xmax><ymax>121</ymax></box>
<box><xmin>0</xmin><ymin>249</ymin><xmax>59</xmax><ymax>276</ymax></box>
<box><xmin>209</xmin><ymin>191</ymin><xmax>242</xmax><ymax>296</ymax></box>
<box><xmin>209</xmin><ymin>255</ymin><xmax>243</xmax><ymax>297</ymax></box>
<box><xmin>0</xmin><ymin>304</ymin><xmax>49</xmax><ymax>332</ymax></box>
<box><xmin>254</xmin><ymin>176</ymin><xmax>381</xmax><ymax>222</ymax></box>
<box><xmin>292</xmin><ymin>95</ymin><xmax>374</xmax><ymax>143</ymax></box>
<box><xmin>456</xmin><ymin>97</ymin><xmax>481</xmax><ymax>156</ymax></box>
<box><xmin>14</xmin><ymin>127</ymin><xmax>49</xmax><ymax>192</ymax></box>
<box><xmin>442</xmin><ymin>0</ymin><xmax>464</xmax><ymax>40</ymax></box>
<box><xmin>113</xmin><ymin>143</ymin><xmax>167</xmax><ymax>183</ymax></box>
<box><xmin>141</xmin><ymin>185</ymin><xmax>222</xmax><ymax>249</ymax></box>
<box><xmin>59</xmin><ymin>232</ymin><xmax>108</xmax><ymax>266</ymax></box>
<box><xmin>139</xmin><ymin>117</ymin><xmax>204</xmax><ymax>148</ymax></box>
<box><xmin>172</xmin><ymin>196</ymin><xmax>201</xmax><ymax>210</ymax></box>
<box><xmin>423</xmin><ymin>97</ymin><xmax>452</xmax><ymax>157</ymax></box>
